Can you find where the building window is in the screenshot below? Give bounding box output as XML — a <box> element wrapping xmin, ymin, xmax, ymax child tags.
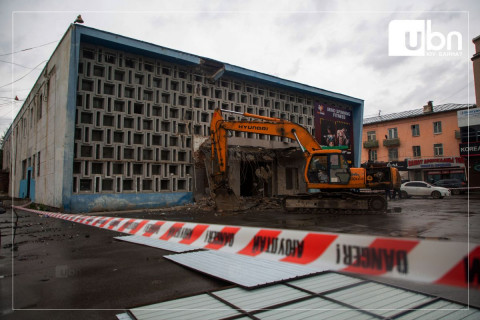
<box><xmin>460</xmin><ymin>125</ymin><xmax>480</xmax><ymax>143</ymax></box>
<box><xmin>412</xmin><ymin>146</ymin><xmax>421</xmax><ymax>157</ymax></box>
<box><xmin>411</xmin><ymin>124</ymin><xmax>420</xmax><ymax>136</ymax></box>
<box><xmin>433</xmin><ymin>121</ymin><xmax>442</xmax><ymax>134</ymax></box>
<box><xmin>37</xmin><ymin>151</ymin><xmax>41</xmax><ymax>176</ymax></box>
<box><xmin>434</xmin><ymin>143</ymin><xmax>443</xmax><ymax>156</ymax></box>
<box><xmin>368</xmin><ymin>149</ymin><xmax>377</xmax><ymax>161</ymax></box>
<box><xmin>22</xmin><ymin>159</ymin><xmax>27</xmax><ymax>179</ymax></box>
<box><xmin>388</xmin><ymin>148</ymin><xmax>398</xmax><ymax>161</ymax></box>
<box><xmin>367</xmin><ymin>131</ymin><xmax>376</xmax><ymax>141</ymax></box>
<box><xmin>388</xmin><ymin>128</ymin><xmax>398</xmax><ymax>139</ymax></box>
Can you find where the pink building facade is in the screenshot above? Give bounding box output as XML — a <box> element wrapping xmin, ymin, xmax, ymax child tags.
<box><xmin>362</xmin><ymin>103</ymin><xmax>471</xmax><ymax>182</ymax></box>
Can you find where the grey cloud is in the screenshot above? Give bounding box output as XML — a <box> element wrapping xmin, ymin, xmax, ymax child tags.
<box><xmin>395</xmin><ymin>60</ymin><xmax>467</xmax><ymax>108</ymax></box>
<box><xmin>276</xmin><ymin>12</ymin><xmax>330</xmax><ymax>43</ymax></box>
<box><xmin>285</xmin><ymin>59</ymin><xmax>301</xmax><ymax>78</ymax></box>
<box><xmin>307</xmin><ymin>42</ymin><xmax>324</xmax><ymax>55</ymax></box>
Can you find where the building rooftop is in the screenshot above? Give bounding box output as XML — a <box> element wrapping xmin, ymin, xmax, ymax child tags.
<box><xmin>363</xmin><ymin>103</ymin><xmax>473</xmax><ymax>125</ymax></box>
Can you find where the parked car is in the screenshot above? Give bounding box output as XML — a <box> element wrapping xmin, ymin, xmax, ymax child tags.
<box><xmin>400</xmin><ymin>181</ymin><xmax>451</xmax><ymax>199</ymax></box>
<box><xmin>432</xmin><ymin>179</ymin><xmax>467</xmax><ymax>195</ymax></box>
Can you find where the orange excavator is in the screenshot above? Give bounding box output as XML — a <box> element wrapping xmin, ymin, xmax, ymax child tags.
<box><xmin>210</xmin><ymin>108</ymin><xmax>401</xmax><ymax>213</ymax></box>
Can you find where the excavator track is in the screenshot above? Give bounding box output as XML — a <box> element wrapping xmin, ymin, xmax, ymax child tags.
<box><xmin>283</xmin><ymin>192</ymin><xmax>387</xmax><ymax>214</ymax></box>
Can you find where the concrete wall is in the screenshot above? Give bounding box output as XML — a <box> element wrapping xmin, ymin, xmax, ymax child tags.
<box><xmin>277</xmin><ymin>155</ymin><xmax>307</xmax><ymax>195</ymax></box>
<box><xmin>3</xmin><ymin>27</ymin><xmax>73</xmax><ymax>207</ymax></box>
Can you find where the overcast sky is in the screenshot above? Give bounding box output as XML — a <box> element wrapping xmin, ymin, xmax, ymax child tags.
<box><xmin>0</xmin><ymin>0</ymin><xmax>479</xmax><ymax>135</ymax></box>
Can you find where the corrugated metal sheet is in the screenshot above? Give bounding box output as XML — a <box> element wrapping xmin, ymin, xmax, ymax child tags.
<box><xmin>115</xmin><ymin>313</ymin><xmax>134</xmax><ymax>320</ymax></box>
<box><xmin>164</xmin><ymin>250</ymin><xmax>322</xmax><ymax>288</ymax></box>
<box><xmin>363</xmin><ymin>103</ymin><xmax>472</xmax><ymax>125</ymax></box>
<box><xmin>254</xmin><ymin>297</ymin><xmax>376</xmax><ymax>320</ymax></box>
<box><xmin>130</xmin><ymin>293</ymin><xmax>240</xmax><ymax>320</ymax></box>
<box><xmin>325</xmin><ymin>281</ymin><xmax>434</xmax><ymax>318</ymax></box>
<box><xmin>395</xmin><ymin>300</ymin><xmax>480</xmax><ymax>320</ymax></box>
<box><xmin>288</xmin><ymin>272</ymin><xmax>363</xmax><ymax>293</ymax></box>
<box><xmin>212</xmin><ymin>285</ymin><xmax>308</xmax><ymax>311</ymax></box>
<box><xmin>126</xmin><ymin>272</ymin><xmax>480</xmax><ymax>320</ymax></box>
<box><xmin>114</xmin><ymin>235</ymin><xmax>200</xmax><ymax>253</ymax></box>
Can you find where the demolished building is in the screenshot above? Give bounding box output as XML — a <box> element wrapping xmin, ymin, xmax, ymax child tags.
<box><xmin>2</xmin><ymin>24</ymin><xmax>364</xmax><ymax>212</ymax></box>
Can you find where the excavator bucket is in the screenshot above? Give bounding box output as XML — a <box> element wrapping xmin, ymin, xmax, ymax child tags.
<box><xmin>212</xmin><ymin>186</ymin><xmax>245</xmax><ymax>211</ymax></box>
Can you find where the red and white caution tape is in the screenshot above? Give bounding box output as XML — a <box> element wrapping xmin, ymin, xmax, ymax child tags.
<box><xmin>13</xmin><ymin>206</ymin><xmax>480</xmax><ymax>289</ymax></box>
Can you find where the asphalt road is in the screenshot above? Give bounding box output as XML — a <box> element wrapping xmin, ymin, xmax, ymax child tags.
<box><xmin>1</xmin><ymin>194</ymin><xmax>479</xmax><ymax>319</ymax></box>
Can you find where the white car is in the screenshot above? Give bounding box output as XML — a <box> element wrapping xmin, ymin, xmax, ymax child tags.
<box><xmin>400</xmin><ymin>181</ymin><xmax>451</xmax><ymax>199</ymax></box>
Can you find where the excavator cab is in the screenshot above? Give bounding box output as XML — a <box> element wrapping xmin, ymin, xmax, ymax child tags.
<box><xmin>306</xmin><ymin>152</ymin><xmax>351</xmax><ymax>186</ymax></box>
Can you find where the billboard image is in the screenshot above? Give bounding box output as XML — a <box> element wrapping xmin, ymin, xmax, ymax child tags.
<box><xmin>314</xmin><ymin>102</ymin><xmax>354</xmax><ymax>163</ymax></box>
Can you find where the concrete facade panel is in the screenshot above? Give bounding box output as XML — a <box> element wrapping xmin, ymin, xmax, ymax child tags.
<box><xmin>4</xmin><ymin>27</ymin><xmax>72</xmax><ymax>207</ymax></box>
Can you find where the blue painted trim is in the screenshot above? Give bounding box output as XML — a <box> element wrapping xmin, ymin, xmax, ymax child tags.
<box><xmin>69</xmin><ymin>192</ymin><xmax>193</xmax><ymax>213</ymax></box>
<box><xmin>352</xmin><ymin>100</ymin><xmax>364</xmax><ymax>168</ymax></box>
<box><xmin>61</xmin><ymin>26</ymin><xmax>80</xmax><ymax>211</ymax></box>
<box><xmin>75</xmin><ymin>25</ymin><xmax>201</xmax><ymax>66</ymax></box>
<box><xmin>19</xmin><ymin>180</ymin><xmax>27</xmax><ymax>199</ymax></box>
<box><xmin>19</xmin><ymin>167</ymin><xmax>35</xmax><ymax>200</ymax></box>
<box><xmin>30</xmin><ymin>180</ymin><xmax>35</xmax><ymax>202</ymax></box>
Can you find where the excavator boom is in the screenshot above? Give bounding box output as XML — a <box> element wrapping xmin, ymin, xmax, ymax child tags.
<box><xmin>211</xmin><ymin>109</ymin><xmax>324</xmax><ymax>174</ymax></box>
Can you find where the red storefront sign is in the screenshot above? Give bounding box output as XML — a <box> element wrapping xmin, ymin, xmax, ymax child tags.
<box><xmin>407</xmin><ymin>157</ymin><xmax>465</xmax><ymax>169</ymax></box>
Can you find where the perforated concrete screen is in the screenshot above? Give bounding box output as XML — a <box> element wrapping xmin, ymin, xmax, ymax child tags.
<box><xmin>73</xmin><ymin>43</ymin><xmax>322</xmax><ymax>196</ymax></box>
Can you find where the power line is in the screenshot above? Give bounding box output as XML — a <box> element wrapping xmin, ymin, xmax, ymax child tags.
<box><xmin>0</xmin><ymin>88</ymin><xmax>31</xmax><ymax>93</ymax></box>
<box><xmin>0</xmin><ymin>59</ymin><xmax>44</xmax><ymax>69</ymax></box>
<box><xmin>0</xmin><ymin>60</ymin><xmax>47</xmax><ymax>90</ymax></box>
<box><xmin>0</xmin><ymin>40</ymin><xmax>59</xmax><ymax>57</ymax></box>
<box><xmin>436</xmin><ymin>79</ymin><xmax>474</xmax><ymax>104</ymax></box>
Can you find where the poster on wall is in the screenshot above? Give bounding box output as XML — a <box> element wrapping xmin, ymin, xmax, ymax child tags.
<box><xmin>314</xmin><ymin>101</ymin><xmax>354</xmax><ymax>163</ymax></box>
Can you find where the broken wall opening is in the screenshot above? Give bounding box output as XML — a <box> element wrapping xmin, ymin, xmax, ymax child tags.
<box><xmin>197</xmin><ymin>141</ymin><xmax>305</xmax><ymax>204</ymax></box>
<box><xmin>240</xmin><ymin>160</ymin><xmax>272</xmax><ymax>197</ymax></box>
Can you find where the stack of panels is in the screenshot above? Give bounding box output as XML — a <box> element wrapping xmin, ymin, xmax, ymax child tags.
<box><xmin>121</xmin><ymin>272</ymin><xmax>480</xmax><ymax>320</ymax></box>
<box><xmin>129</xmin><ymin>294</ymin><xmax>241</xmax><ymax>320</ymax></box>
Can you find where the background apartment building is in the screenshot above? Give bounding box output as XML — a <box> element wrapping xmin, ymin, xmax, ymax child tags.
<box><xmin>461</xmin><ymin>35</ymin><xmax>480</xmax><ymax>187</ymax></box>
<box><xmin>2</xmin><ymin>24</ymin><xmax>364</xmax><ymax>212</ymax></box>
<box><xmin>362</xmin><ymin>102</ymin><xmax>472</xmax><ymax>182</ymax></box>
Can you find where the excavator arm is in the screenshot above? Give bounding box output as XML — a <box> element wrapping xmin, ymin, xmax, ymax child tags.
<box><xmin>210</xmin><ymin>108</ymin><xmax>322</xmax><ymax>175</ymax></box>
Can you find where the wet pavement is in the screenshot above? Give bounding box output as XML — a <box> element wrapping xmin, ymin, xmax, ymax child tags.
<box><xmin>1</xmin><ymin>194</ymin><xmax>479</xmax><ymax>319</ymax></box>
